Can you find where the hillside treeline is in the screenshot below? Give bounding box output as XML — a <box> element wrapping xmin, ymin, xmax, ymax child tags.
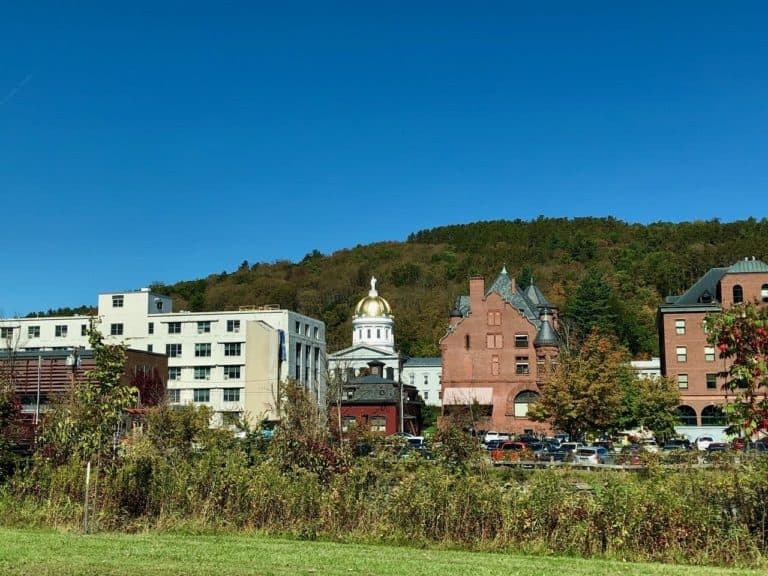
<box><xmin>146</xmin><ymin>217</ymin><xmax>768</xmax><ymax>358</ymax></box>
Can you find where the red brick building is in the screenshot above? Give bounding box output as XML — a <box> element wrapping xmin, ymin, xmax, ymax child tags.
<box><xmin>440</xmin><ymin>268</ymin><xmax>559</xmax><ymax>434</ymax></box>
<box><xmin>1</xmin><ymin>348</ymin><xmax>167</xmax><ymax>450</ymax></box>
<box><xmin>332</xmin><ymin>361</ymin><xmax>422</xmax><ymax>436</ymax></box>
<box><xmin>658</xmin><ymin>257</ymin><xmax>768</xmax><ymax>429</ymax></box>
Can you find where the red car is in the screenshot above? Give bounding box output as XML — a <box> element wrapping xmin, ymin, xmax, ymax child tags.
<box><xmin>491</xmin><ymin>441</ymin><xmax>532</xmax><ymax>463</ymax></box>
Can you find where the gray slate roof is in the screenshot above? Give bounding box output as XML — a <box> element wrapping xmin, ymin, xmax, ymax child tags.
<box><xmin>403</xmin><ymin>356</ymin><xmax>442</xmax><ymax>367</ymax></box>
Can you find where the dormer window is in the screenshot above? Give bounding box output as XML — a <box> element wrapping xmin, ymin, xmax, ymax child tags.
<box><xmin>700</xmin><ymin>290</ymin><xmax>712</xmax><ymax>304</ymax></box>
<box><xmin>733</xmin><ymin>285</ymin><xmax>744</xmax><ymax>303</ymax></box>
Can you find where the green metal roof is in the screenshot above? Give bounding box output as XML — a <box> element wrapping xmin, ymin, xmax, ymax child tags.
<box><xmin>727</xmin><ymin>258</ymin><xmax>768</xmax><ymax>273</ymax></box>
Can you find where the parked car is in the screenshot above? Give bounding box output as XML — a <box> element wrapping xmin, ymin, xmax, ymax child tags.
<box><xmin>696</xmin><ymin>435</ymin><xmax>714</xmax><ymax>451</ymax></box>
<box><xmin>662</xmin><ymin>439</ymin><xmax>690</xmax><ymax>451</ymax></box>
<box><xmin>618</xmin><ymin>444</ymin><xmax>643</xmax><ymax>465</ymax></box>
<box><xmin>535</xmin><ymin>443</ymin><xmax>567</xmax><ymax>462</ymax></box>
<box><xmin>640</xmin><ymin>439</ymin><xmax>659</xmax><ymax>453</ymax></box>
<box><xmin>706</xmin><ymin>442</ymin><xmax>729</xmax><ymax>453</ymax></box>
<box><xmin>491</xmin><ymin>441</ymin><xmax>532</xmax><ymax>463</ymax></box>
<box><xmin>573</xmin><ymin>446</ymin><xmax>613</xmax><ymax>465</ymax></box>
<box><xmin>484</xmin><ymin>439</ymin><xmax>506</xmax><ymax>451</ymax></box>
<box><xmin>483</xmin><ymin>431</ymin><xmax>511</xmax><ymax>445</ymax></box>
<box><xmin>560</xmin><ymin>442</ymin><xmax>584</xmax><ymax>456</ymax></box>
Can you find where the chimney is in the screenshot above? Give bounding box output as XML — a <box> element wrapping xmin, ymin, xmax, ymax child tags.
<box><xmin>469</xmin><ymin>276</ymin><xmax>485</xmax><ymax>308</ymax></box>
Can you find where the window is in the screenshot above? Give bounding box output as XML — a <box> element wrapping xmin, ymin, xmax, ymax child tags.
<box><xmin>195</xmin><ymin>343</ymin><xmax>211</xmax><ymax>357</ymax></box>
<box><xmin>424</xmin><ymin>391</ymin><xmax>429</xmax><ymax>400</ymax></box>
<box><xmin>676</xmin><ymin>405</ymin><xmax>697</xmax><ymax>426</ymax></box>
<box><xmin>168</xmin><ymin>367</ymin><xmax>181</xmax><ymax>380</ymax></box>
<box><xmin>675</xmin><ymin>319</ymin><xmax>686</xmax><ymax>335</ymax></box>
<box><xmin>295</xmin><ymin>321</ymin><xmax>300</xmax><ymax>333</ymax></box>
<box><xmin>423</xmin><ymin>374</ymin><xmax>429</xmax><ymax>385</ymax></box>
<box><xmin>487</xmin><ymin>311</ymin><xmax>501</xmax><ymax>326</ymax></box>
<box><xmin>110</xmin><ymin>323</ymin><xmax>124</xmax><ymax>336</ymax></box>
<box><xmin>367</xmin><ymin>329</ymin><xmax>371</xmax><ymax>339</ymax></box>
<box><xmin>676</xmin><ymin>346</ymin><xmax>687</xmax><ymax>362</ymax></box>
<box><xmin>733</xmin><ymin>285</ymin><xmax>743</xmax><ymax>303</ymax></box>
<box><xmin>81</xmin><ymin>324</ymin><xmax>88</xmax><ymax>336</ymax></box>
<box><xmin>464</xmin><ymin>335</ymin><xmax>470</xmax><ymax>349</ymax></box>
<box><xmin>147</xmin><ymin>344</ymin><xmax>153</xmax><ymax>352</ymax></box>
<box><xmin>168</xmin><ymin>389</ymin><xmax>180</xmax><ymax>403</ymax></box>
<box><xmin>704</xmin><ymin>346</ymin><xmax>715</xmax><ymax>362</ymax></box>
<box><xmin>194</xmin><ymin>366</ymin><xmax>211</xmax><ymax>380</ymax></box>
<box><xmin>486</xmin><ymin>333</ymin><xmax>503</xmax><ymax>349</ymax></box>
<box><xmin>677</xmin><ymin>374</ymin><xmax>688</xmax><ymax>389</ymax></box>
<box><xmin>376</xmin><ymin>329</ymin><xmax>381</xmax><ymax>339</ymax></box>
<box><xmin>148</xmin><ymin>322</ymin><xmax>154</xmax><ymax>335</ymax></box>
<box><xmin>315</xmin><ymin>348</ymin><xmax>321</xmax><ymax>381</ymax></box>
<box><xmin>491</xmin><ymin>355</ymin><xmax>500</xmax><ymax>376</ymax></box>
<box><xmin>341</xmin><ymin>416</ymin><xmax>357</xmax><ymax>432</ymax></box>
<box><xmin>409</xmin><ymin>373</ymin><xmax>415</xmax><ymax>385</ymax></box>
<box><xmin>155</xmin><ymin>299</ymin><xmax>164</xmax><ymax>311</ymax></box>
<box><xmin>197</xmin><ymin>321</ymin><xmax>211</xmax><ymax>334</ymax></box>
<box><xmin>537</xmin><ymin>355</ymin><xmax>546</xmax><ymax>374</ymax></box>
<box><xmin>224</xmin><ymin>342</ymin><xmax>241</xmax><ymax>356</ymax></box>
<box><xmin>227</xmin><ymin>319</ymin><xmax>240</xmax><ymax>333</ymax></box>
<box><xmin>295</xmin><ymin>343</ymin><xmax>301</xmax><ymax>380</ymax></box>
<box><xmin>706</xmin><ymin>373</ymin><xmax>717</xmax><ymax>390</ymax></box>
<box><xmin>313</xmin><ymin>326</ymin><xmax>319</xmax><ymax>339</ymax></box>
<box><xmin>0</xmin><ymin>327</ymin><xmax>13</xmax><ymax>339</ymax></box>
<box><xmin>370</xmin><ymin>415</ymin><xmax>386</xmax><ymax>433</ymax></box>
<box><xmin>762</xmin><ymin>284</ymin><xmax>768</xmax><ymax>303</ymax></box>
<box><xmin>168</xmin><ymin>322</ymin><xmax>181</xmax><ymax>334</ymax></box>
<box><xmin>55</xmin><ymin>325</ymin><xmax>68</xmax><ymax>338</ymax></box>
<box><xmin>166</xmin><ymin>343</ymin><xmax>182</xmax><ymax>357</ymax></box>
<box><xmin>222</xmin><ymin>412</ymin><xmax>240</xmax><ymax>426</ymax></box>
<box><xmin>112</xmin><ymin>295</ymin><xmax>124</xmax><ymax>307</ymax></box>
<box><xmin>193</xmin><ymin>388</ymin><xmax>210</xmax><ymax>402</ymax></box>
<box><xmin>305</xmin><ymin>324</ymin><xmax>309</xmax><ymax>336</ymax></box>
<box><xmin>515</xmin><ymin>334</ymin><xmax>529</xmax><ymax>348</ymax></box>
<box><xmin>514</xmin><ymin>390</ymin><xmax>539</xmax><ymax>417</ymax></box>
<box><xmin>28</xmin><ymin>326</ymin><xmax>40</xmax><ymax>338</ymax></box>
<box><xmin>702</xmin><ymin>405</ymin><xmax>726</xmax><ymax>426</ymax></box>
<box><xmin>515</xmin><ymin>356</ymin><xmax>530</xmax><ymax>375</ymax></box>
<box><xmin>224</xmin><ymin>365</ymin><xmax>241</xmax><ymax>379</ymax></box>
<box><xmin>223</xmin><ymin>388</ymin><xmax>240</xmax><ymax>402</ymax></box>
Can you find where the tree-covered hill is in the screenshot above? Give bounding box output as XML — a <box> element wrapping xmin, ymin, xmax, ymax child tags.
<box><xmin>147</xmin><ymin>217</ymin><xmax>768</xmax><ymax>358</ymax></box>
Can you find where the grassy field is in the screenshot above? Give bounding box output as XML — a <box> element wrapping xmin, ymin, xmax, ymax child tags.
<box><xmin>0</xmin><ymin>528</ymin><xmax>763</xmax><ymax>576</ymax></box>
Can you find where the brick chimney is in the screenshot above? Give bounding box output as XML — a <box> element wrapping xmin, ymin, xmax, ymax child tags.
<box><xmin>469</xmin><ymin>276</ymin><xmax>485</xmax><ymax>309</ymax></box>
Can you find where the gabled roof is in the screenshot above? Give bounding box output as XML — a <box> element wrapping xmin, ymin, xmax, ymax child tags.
<box><xmin>485</xmin><ymin>268</ymin><xmax>541</xmax><ymax>326</ymax></box>
<box><xmin>667</xmin><ymin>267</ymin><xmax>727</xmax><ymax>306</ymax></box>
<box><xmin>329</xmin><ymin>343</ymin><xmax>403</xmax><ymax>359</ymax></box>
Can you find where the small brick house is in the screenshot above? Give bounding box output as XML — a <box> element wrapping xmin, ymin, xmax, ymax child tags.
<box><xmin>332</xmin><ymin>361</ymin><xmax>422</xmax><ymax>435</ymax></box>
<box><xmin>440</xmin><ymin>267</ymin><xmax>559</xmax><ymax>434</ymax></box>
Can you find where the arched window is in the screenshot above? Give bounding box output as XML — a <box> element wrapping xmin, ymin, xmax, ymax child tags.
<box><xmin>762</xmin><ymin>284</ymin><xmax>768</xmax><ymax>303</ymax></box>
<box><xmin>701</xmin><ymin>405</ymin><xmax>726</xmax><ymax>426</ymax></box>
<box><xmin>514</xmin><ymin>390</ymin><xmax>539</xmax><ymax>417</ymax></box>
<box><xmin>733</xmin><ymin>285</ymin><xmax>744</xmax><ymax>303</ymax></box>
<box><xmin>676</xmin><ymin>405</ymin><xmax>697</xmax><ymax>426</ymax></box>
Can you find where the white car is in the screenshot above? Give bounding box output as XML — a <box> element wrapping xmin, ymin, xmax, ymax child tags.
<box><xmin>696</xmin><ymin>436</ymin><xmax>714</xmax><ymax>451</ymax></box>
<box><xmin>641</xmin><ymin>439</ymin><xmax>659</xmax><ymax>453</ymax></box>
<box><xmin>483</xmin><ymin>431</ymin><xmax>510</xmax><ymax>445</ymax></box>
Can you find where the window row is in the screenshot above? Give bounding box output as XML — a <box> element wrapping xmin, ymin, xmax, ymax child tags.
<box><xmin>165</xmin><ymin>342</ymin><xmax>243</xmax><ymax>358</ymax></box>
<box><xmin>357</xmin><ymin>327</ymin><xmax>390</xmax><ymax>340</ymax></box>
<box><xmin>485</xmin><ymin>333</ymin><xmax>530</xmax><ymax>349</ymax></box>
<box><xmin>341</xmin><ymin>415</ymin><xmax>386</xmax><ymax>433</ymax></box>
<box><xmin>676</xmin><ymin>373</ymin><xmax>718</xmax><ymax>390</ymax></box>
<box><xmin>295</xmin><ymin>321</ymin><xmax>322</xmax><ymax>340</ymax></box>
<box><xmin>3</xmin><ymin>324</ymin><xmax>90</xmax><ymax>339</ymax></box>
<box><xmin>168</xmin><ymin>365</ymin><xmax>243</xmax><ymax>381</ymax></box>
<box><xmin>168</xmin><ymin>387</ymin><xmax>241</xmax><ymax>404</ymax></box>
<box><xmin>165</xmin><ymin>319</ymin><xmax>242</xmax><ymax>335</ymax></box>
<box><xmin>675</xmin><ymin>346</ymin><xmax>717</xmax><ymax>363</ymax></box>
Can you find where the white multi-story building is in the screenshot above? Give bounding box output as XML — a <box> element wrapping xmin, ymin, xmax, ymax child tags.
<box><xmin>0</xmin><ymin>288</ymin><xmax>327</xmax><ymax>427</ymax></box>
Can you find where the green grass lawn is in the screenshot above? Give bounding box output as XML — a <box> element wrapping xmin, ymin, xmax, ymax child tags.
<box><xmin>0</xmin><ymin>528</ymin><xmax>762</xmax><ymax>576</ymax></box>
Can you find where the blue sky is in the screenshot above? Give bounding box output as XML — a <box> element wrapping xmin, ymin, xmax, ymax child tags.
<box><xmin>2</xmin><ymin>2</ymin><xmax>767</xmax><ymax>315</ymax></box>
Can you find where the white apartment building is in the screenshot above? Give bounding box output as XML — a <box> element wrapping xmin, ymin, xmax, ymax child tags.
<box><xmin>1</xmin><ymin>288</ymin><xmax>327</xmax><ymax>427</ymax></box>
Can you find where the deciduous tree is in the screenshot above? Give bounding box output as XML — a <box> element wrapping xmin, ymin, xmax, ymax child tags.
<box><xmin>704</xmin><ymin>303</ymin><xmax>768</xmax><ymax>437</ymax></box>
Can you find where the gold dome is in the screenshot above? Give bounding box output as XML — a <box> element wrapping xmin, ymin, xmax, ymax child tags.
<box><xmin>354</xmin><ymin>277</ymin><xmax>393</xmax><ymax>318</ymax></box>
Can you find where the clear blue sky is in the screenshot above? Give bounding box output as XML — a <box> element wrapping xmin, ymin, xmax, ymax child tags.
<box><xmin>2</xmin><ymin>2</ymin><xmax>767</xmax><ymax>315</ymax></box>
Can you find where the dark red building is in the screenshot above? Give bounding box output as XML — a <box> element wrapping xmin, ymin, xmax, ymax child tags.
<box><xmin>0</xmin><ymin>348</ymin><xmax>167</xmax><ymax>451</ymax></box>
<box><xmin>332</xmin><ymin>361</ymin><xmax>422</xmax><ymax>435</ymax></box>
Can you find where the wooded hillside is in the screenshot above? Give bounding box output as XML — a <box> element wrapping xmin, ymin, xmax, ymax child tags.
<box><xmin>147</xmin><ymin>217</ymin><xmax>768</xmax><ymax>358</ymax></box>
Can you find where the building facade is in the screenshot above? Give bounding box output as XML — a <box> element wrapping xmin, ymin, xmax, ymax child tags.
<box><xmin>0</xmin><ymin>347</ymin><xmax>167</xmax><ymax>450</ymax></box>
<box><xmin>0</xmin><ymin>288</ymin><xmax>327</xmax><ymax>427</ymax></box>
<box><xmin>657</xmin><ymin>257</ymin><xmax>768</xmax><ymax>434</ymax></box>
<box><xmin>440</xmin><ymin>267</ymin><xmax>559</xmax><ymax>434</ymax></box>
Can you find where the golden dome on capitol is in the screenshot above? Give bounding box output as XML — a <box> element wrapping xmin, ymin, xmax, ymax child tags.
<box><xmin>354</xmin><ymin>277</ymin><xmax>393</xmax><ymax>318</ymax></box>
